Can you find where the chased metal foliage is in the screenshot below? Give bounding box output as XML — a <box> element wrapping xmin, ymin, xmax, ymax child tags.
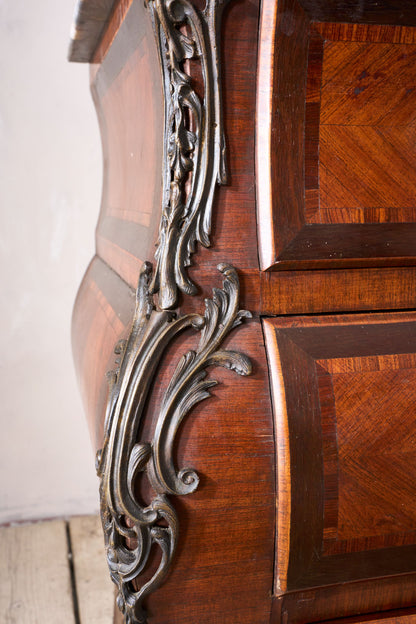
<box><xmin>147</xmin><ymin>0</ymin><xmax>230</xmax><ymax>309</ymax></box>
<box><xmin>97</xmin><ymin>263</ymin><xmax>251</xmax><ymax>624</ymax></box>
<box><xmin>96</xmin><ymin>1</ymin><xmax>252</xmax><ymax>621</ymax></box>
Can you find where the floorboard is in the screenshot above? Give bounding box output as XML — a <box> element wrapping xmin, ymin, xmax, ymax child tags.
<box><xmin>69</xmin><ymin>515</ymin><xmax>115</xmax><ymax>624</ymax></box>
<box><xmin>0</xmin><ymin>515</ymin><xmax>114</xmax><ymax>624</ymax></box>
<box><xmin>0</xmin><ymin>519</ymin><xmax>76</xmax><ymax>623</ymax></box>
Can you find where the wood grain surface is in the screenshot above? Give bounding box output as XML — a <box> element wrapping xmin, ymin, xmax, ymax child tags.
<box><xmin>271</xmin><ymin>574</ymin><xmax>416</xmax><ymax>624</ymax></box>
<box><xmin>68</xmin><ymin>0</ymin><xmax>116</xmax><ymax>62</ymax></box>
<box><xmin>264</xmin><ymin>312</ymin><xmax>416</xmax><ymax>622</ymax></box>
<box><xmin>323</xmin><ymin>606</ymin><xmax>416</xmax><ymax>624</ymax></box>
<box><xmin>92</xmin><ymin>0</ymin><xmax>163</xmax><ymax>289</ymax></box>
<box><xmin>260</xmin><ymin>267</ymin><xmax>416</xmax><ymax>315</ymax></box>
<box><xmin>72</xmin><ymin>256</ymin><xmax>134</xmax><ymax>447</ymax></box>
<box><xmin>74</xmin><ymin>2</ymin><xmax>276</xmax><ymax>623</ymax></box>
<box><xmin>256</xmin><ymin>0</ymin><xmax>310</xmax><ymax>269</ymax></box>
<box><xmin>140</xmin><ymin>319</ymin><xmax>275</xmax><ymax>624</ymax></box>
<box><xmin>296</xmin><ymin>1</ymin><xmax>416</xmax><ymax>26</ymax></box>
<box><xmin>318</xmin><ymin>33</ymin><xmax>416</xmax><ymax>224</ymax></box>
<box><xmin>71</xmin><ymin>0</ymin><xmax>416</xmax><ymax>623</ymax></box>
<box><xmin>93</xmin><ymin>0</ymin><xmax>133</xmax><ymax>64</ymax></box>
<box><xmin>257</xmin><ymin>0</ymin><xmax>416</xmax><ymax>270</ymax></box>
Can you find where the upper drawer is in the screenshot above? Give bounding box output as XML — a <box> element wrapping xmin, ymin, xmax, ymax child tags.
<box><xmin>257</xmin><ymin>0</ymin><xmax>416</xmax><ymax>271</ymax></box>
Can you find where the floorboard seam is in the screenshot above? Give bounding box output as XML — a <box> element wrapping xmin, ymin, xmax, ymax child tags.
<box><xmin>66</xmin><ymin>521</ymin><xmax>82</xmax><ymax>624</ymax></box>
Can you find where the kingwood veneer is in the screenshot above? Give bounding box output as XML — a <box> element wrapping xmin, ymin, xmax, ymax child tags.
<box><xmin>70</xmin><ymin>0</ymin><xmax>416</xmax><ymax>622</ymax></box>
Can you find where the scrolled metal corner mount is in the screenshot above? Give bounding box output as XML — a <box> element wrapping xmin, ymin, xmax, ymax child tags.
<box><xmin>97</xmin><ymin>263</ymin><xmax>251</xmax><ymax>624</ymax></box>
<box><xmin>96</xmin><ymin>1</ymin><xmax>253</xmax><ymax>621</ymax></box>
<box><xmin>147</xmin><ymin>0</ymin><xmax>230</xmax><ymax>309</ymax></box>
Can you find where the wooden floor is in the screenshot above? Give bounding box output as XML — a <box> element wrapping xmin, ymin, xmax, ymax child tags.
<box><xmin>0</xmin><ymin>515</ymin><xmax>114</xmax><ymax>623</ymax></box>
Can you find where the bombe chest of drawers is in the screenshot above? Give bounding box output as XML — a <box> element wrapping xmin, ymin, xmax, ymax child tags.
<box><xmin>70</xmin><ymin>0</ymin><xmax>416</xmax><ymax>622</ymax></box>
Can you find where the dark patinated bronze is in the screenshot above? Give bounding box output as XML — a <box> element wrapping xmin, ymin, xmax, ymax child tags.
<box><xmin>147</xmin><ymin>0</ymin><xmax>230</xmax><ymax>309</ymax></box>
<box><xmin>91</xmin><ymin>1</ymin><xmax>252</xmax><ymax>622</ymax></box>
<box><xmin>97</xmin><ymin>263</ymin><xmax>251</xmax><ymax>624</ymax></box>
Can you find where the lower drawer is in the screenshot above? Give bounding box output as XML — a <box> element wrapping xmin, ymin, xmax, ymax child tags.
<box><xmin>263</xmin><ymin>312</ymin><xmax>416</xmax><ymax>623</ymax></box>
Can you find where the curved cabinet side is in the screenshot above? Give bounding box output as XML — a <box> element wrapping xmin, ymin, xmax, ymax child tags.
<box><xmin>71</xmin><ymin>1</ymin><xmax>276</xmax><ymax>622</ymax></box>
<box><xmin>72</xmin><ymin>0</ymin><xmax>165</xmax><ymax>440</ymax></box>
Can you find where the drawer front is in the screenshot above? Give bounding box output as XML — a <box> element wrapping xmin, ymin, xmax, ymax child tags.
<box><xmin>264</xmin><ymin>312</ymin><xmax>416</xmax><ymax>622</ymax></box>
<box><xmin>257</xmin><ymin>0</ymin><xmax>416</xmax><ymax>272</ymax></box>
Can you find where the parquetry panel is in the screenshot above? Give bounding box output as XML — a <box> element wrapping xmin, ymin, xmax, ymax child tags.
<box><xmin>263</xmin><ymin>313</ymin><xmax>416</xmax><ymax>594</ymax></box>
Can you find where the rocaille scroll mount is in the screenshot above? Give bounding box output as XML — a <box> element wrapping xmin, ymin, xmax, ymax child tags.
<box><xmin>147</xmin><ymin>0</ymin><xmax>230</xmax><ymax>310</ymax></box>
<box><xmin>97</xmin><ymin>263</ymin><xmax>251</xmax><ymax>623</ymax></box>
<box><xmin>96</xmin><ymin>1</ymin><xmax>251</xmax><ymax>622</ymax></box>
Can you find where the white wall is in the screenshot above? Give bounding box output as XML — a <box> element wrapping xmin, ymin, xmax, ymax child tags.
<box><xmin>0</xmin><ymin>0</ymin><xmax>102</xmax><ymax>523</ymax></box>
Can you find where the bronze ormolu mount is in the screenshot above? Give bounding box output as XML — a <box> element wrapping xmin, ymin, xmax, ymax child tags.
<box><xmin>96</xmin><ymin>1</ymin><xmax>251</xmax><ymax>622</ymax></box>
